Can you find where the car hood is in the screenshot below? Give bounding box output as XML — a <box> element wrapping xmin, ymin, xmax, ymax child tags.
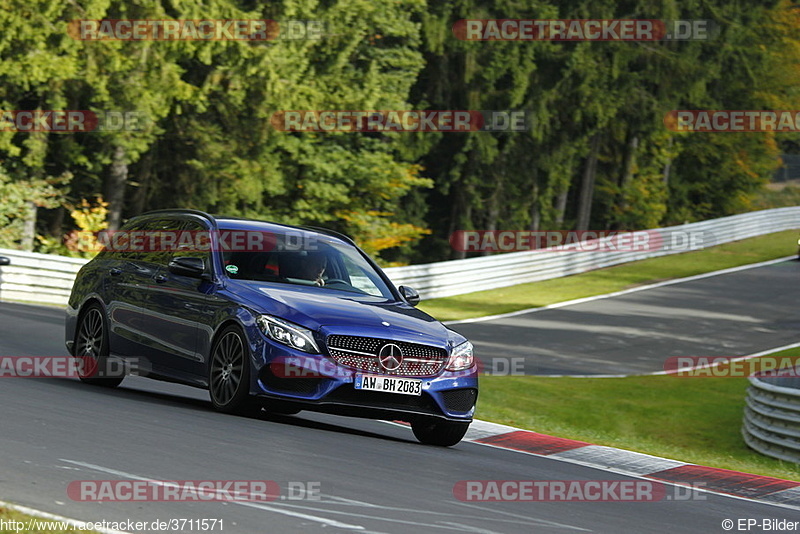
<box><xmin>228</xmin><ymin>281</ymin><xmax>461</xmax><ymax>348</ymax></box>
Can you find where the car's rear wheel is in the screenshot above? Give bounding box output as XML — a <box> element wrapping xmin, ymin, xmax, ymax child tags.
<box><xmin>209</xmin><ymin>326</ymin><xmax>254</xmax><ymax>414</ymax></box>
<box><xmin>74</xmin><ymin>304</ymin><xmax>124</xmax><ymax>387</ymax></box>
<box><xmin>411</xmin><ymin>419</ymin><xmax>470</xmax><ymax>447</ymax></box>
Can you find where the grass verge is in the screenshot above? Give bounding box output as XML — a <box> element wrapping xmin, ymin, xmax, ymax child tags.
<box><xmin>477</xmin><ymin>348</ymin><xmax>800</xmax><ymax>481</ymax></box>
<box><xmin>0</xmin><ymin>505</ymin><xmax>97</xmax><ymax>533</ymax></box>
<box><xmin>419</xmin><ymin>229</ymin><xmax>797</xmax><ymax>322</ymax></box>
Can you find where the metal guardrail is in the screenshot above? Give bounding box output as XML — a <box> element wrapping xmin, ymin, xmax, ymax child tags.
<box><xmin>383</xmin><ymin>206</ymin><xmax>800</xmax><ymax>298</ymax></box>
<box><xmin>1</xmin><ymin>207</ymin><xmax>799</xmax><ymax>306</ymax></box>
<box><xmin>742</xmin><ymin>371</ymin><xmax>800</xmax><ymax>464</ymax></box>
<box><xmin>0</xmin><ymin>249</ymin><xmax>88</xmax><ymax>306</ymax></box>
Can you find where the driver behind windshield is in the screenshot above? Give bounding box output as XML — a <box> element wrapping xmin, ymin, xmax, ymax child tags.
<box><xmin>280</xmin><ymin>251</ymin><xmax>328</xmax><ymax>286</ymax></box>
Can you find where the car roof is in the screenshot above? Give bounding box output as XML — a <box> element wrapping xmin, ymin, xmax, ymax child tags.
<box><xmin>132</xmin><ymin>209</ymin><xmax>355</xmax><ymax>247</ymax></box>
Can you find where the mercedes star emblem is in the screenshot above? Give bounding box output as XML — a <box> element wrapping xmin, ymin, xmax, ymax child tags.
<box><xmin>378</xmin><ymin>343</ymin><xmax>403</xmax><ymax>371</ymax></box>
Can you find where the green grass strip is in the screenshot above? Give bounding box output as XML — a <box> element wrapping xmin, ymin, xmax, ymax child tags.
<box><xmin>477</xmin><ymin>347</ymin><xmax>800</xmax><ymax>481</ymax></box>
<box><xmin>419</xmin><ymin>230</ymin><xmax>797</xmax><ymax>322</ymax></box>
<box><xmin>0</xmin><ymin>505</ymin><xmax>99</xmax><ymax>533</ymax></box>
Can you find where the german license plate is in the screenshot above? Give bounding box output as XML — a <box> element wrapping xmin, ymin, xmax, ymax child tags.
<box><xmin>354</xmin><ymin>374</ymin><xmax>422</xmax><ymax>396</ymax></box>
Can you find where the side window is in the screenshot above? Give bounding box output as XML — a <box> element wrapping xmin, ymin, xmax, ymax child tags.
<box><xmin>171</xmin><ymin>220</ymin><xmax>212</xmax><ymax>272</ymax></box>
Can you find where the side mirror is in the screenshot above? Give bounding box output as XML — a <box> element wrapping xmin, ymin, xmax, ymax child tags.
<box><xmin>399</xmin><ymin>285</ymin><xmax>420</xmax><ymax>306</ymax></box>
<box><xmin>0</xmin><ymin>256</ymin><xmax>9</xmax><ymax>266</ymax></box>
<box><xmin>168</xmin><ymin>257</ymin><xmax>206</xmax><ymax>278</ymax></box>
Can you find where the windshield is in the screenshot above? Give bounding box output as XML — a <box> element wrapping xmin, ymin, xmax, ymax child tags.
<box><xmin>219</xmin><ymin>232</ymin><xmax>395</xmax><ymax>299</ymax></box>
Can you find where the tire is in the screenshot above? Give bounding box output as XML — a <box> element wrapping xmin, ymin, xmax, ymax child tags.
<box><xmin>209</xmin><ymin>325</ymin><xmax>254</xmax><ymax>414</ymax></box>
<box><xmin>411</xmin><ymin>419</ymin><xmax>470</xmax><ymax>447</ymax></box>
<box><xmin>74</xmin><ymin>304</ymin><xmax>124</xmax><ymax>388</ymax></box>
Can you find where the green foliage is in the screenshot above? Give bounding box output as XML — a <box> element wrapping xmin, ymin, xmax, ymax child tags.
<box><xmin>752</xmin><ymin>184</ymin><xmax>800</xmax><ymax>210</ymax></box>
<box><xmin>0</xmin><ymin>165</ymin><xmax>69</xmax><ymax>248</ymax></box>
<box><xmin>412</xmin><ymin>0</ymin><xmax>800</xmax><ymax>260</ymax></box>
<box><xmin>134</xmin><ymin>0</ymin><xmax>431</xmax><ymax>258</ymax></box>
<box><xmin>0</xmin><ymin>0</ymin><xmax>797</xmax><ymax>262</ymax></box>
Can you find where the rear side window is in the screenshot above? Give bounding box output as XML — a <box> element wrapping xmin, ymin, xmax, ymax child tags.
<box><xmin>97</xmin><ymin>219</ymin><xmax>148</xmax><ymax>261</ymax></box>
<box><xmin>106</xmin><ymin>218</ymin><xmax>184</xmax><ymax>265</ymax></box>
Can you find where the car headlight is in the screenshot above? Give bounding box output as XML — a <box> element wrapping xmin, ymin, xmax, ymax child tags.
<box><xmin>257</xmin><ymin>315</ymin><xmax>320</xmax><ymax>354</ymax></box>
<box><xmin>446</xmin><ymin>341</ymin><xmax>474</xmax><ymax>371</ymax></box>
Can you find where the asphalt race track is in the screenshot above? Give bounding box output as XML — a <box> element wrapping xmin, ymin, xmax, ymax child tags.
<box><xmin>1</xmin><ymin>262</ymin><xmax>798</xmax><ymax>533</ymax></box>
<box><xmin>453</xmin><ymin>260</ymin><xmax>800</xmax><ymax>376</ymax></box>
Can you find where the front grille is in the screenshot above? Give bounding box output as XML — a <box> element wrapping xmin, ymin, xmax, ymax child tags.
<box><xmin>327</xmin><ymin>335</ymin><xmax>447</xmax><ymax>377</ymax></box>
<box><xmin>441</xmin><ymin>388</ymin><xmax>478</xmax><ymax>412</ymax></box>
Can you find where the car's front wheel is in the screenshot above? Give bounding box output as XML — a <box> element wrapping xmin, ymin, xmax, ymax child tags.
<box><xmin>209</xmin><ymin>325</ymin><xmax>254</xmax><ymax>414</ymax></box>
<box><xmin>74</xmin><ymin>304</ymin><xmax>124</xmax><ymax>388</ymax></box>
<box><xmin>411</xmin><ymin>419</ymin><xmax>470</xmax><ymax>447</ymax></box>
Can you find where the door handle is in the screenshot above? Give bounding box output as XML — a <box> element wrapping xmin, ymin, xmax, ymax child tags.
<box><xmin>109</xmin><ymin>268</ymin><xmax>122</xmax><ymax>276</ymax></box>
<box><xmin>154</xmin><ymin>274</ymin><xmax>168</xmax><ymax>283</ymax></box>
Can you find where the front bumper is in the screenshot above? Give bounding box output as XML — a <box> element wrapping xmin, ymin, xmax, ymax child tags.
<box><xmin>250</xmin><ymin>339</ymin><xmax>478</xmax><ymax>423</ymax></box>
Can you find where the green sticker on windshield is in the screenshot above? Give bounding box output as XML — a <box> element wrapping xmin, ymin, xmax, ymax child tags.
<box><xmin>226</xmin><ymin>264</ymin><xmax>239</xmax><ymax>275</ymax></box>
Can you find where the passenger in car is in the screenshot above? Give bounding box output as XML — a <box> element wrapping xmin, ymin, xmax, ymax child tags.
<box><xmin>280</xmin><ymin>252</ymin><xmax>328</xmax><ymax>286</ymax></box>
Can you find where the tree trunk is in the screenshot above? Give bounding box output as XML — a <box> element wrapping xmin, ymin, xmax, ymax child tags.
<box><xmin>555</xmin><ymin>185</ymin><xmax>568</xmax><ymax>226</ymax></box>
<box><xmin>106</xmin><ymin>145</ymin><xmax>129</xmax><ymax>232</ymax></box>
<box><xmin>131</xmin><ymin>149</ymin><xmax>154</xmax><ymax>215</ymax></box>
<box><xmin>48</xmin><ymin>207</ymin><xmax>65</xmax><ymax>238</ymax></box>
<box><xmin>21</xmin><ymin>201</ymin><xmax>36</xmax><ymax>251</ymax></box>
<box><xmin>448</xmin><ymin>180</ymin><xmax>471</xmax><ymax>260</ymax></box>
<box><xmin>554</xmin><ymin>158</ymin><xmax>571</xmax><ymax>226</ymax></box>
<box><xmin>662</xmin><ymin>136</ymin><xmax>674</xmax><ymax>185</ymax></box>
<box><xmin>529</xmin><ymin>167</ymin><xmax>540</xmax><ymax>232</ymax></box>
<box><xmin>620</xmin><ymin>134</ymin><xmax>639</xmax><ymax>191</ymax></box>
<box><xmin>576</xmin><ymin>133</ymin><xmax>601</xmax><ymax>231</ymax></box>
<box><xmin>481</xmin><ymin>177</ymin><xmax>502</xmax><ymax>256</ymax></box>
<box><xmin>616</xmin><ymin>133</ymin><xmax>639</xmax><ymax>225</ymax></box>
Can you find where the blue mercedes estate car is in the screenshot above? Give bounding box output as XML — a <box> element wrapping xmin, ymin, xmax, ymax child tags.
<box><xmin>65</xmin><ymin>209</ymin><xmax>477</xmax><ymax>446</ymax></box>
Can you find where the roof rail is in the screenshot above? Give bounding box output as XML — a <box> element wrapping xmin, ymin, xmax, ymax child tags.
<box><xmin>137</xmin><ymin>209</ymin><xmax>218</xmax><ymax>229</ymax></box>
<box><xmin>301</xmin><ymin>225</ymin><xmax>356</xmax><ymax>246</ymax></box>
<box><xmin>135</xmin><ymin>211</ymin><xmax>354</xmax><ymax>245</ymax></box>
<box><xmin>214</xmin><ymin>214</ymin><xmax>329</xmax><ymax>236</ymax></box>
